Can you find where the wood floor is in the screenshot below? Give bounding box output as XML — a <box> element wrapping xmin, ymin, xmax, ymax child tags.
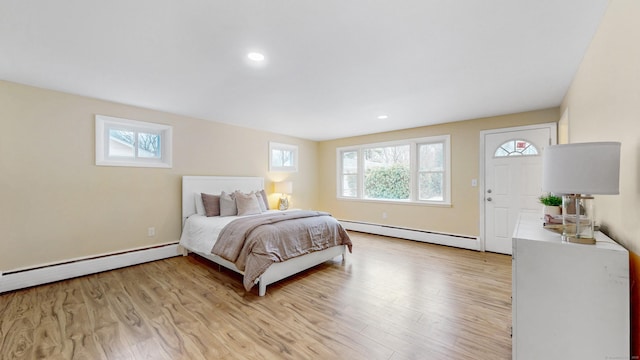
<box><xmin>0</xmin><ymin>232</ymin><xmax>512</xmax><ymax>359</ymax></box>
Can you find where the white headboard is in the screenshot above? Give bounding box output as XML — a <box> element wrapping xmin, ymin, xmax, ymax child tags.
<box><xmin>182</xmin><ymin>176</ymin><xmax>265</xmax><ymax>223</ymax></box>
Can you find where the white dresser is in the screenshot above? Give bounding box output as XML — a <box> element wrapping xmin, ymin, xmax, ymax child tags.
<box><xmin>512</xmin><ymin>213</ymin><xmax>629</xmax><ymax>360</ymax></box>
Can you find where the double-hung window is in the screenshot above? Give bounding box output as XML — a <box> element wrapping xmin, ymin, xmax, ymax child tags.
<box><xmin>337</xmin><ymin>135</ymin><xmax>451</xmax><ymax>205</ymax></box>
<box><xmin>95</xmin><ymin>115</ymin><xmax>172</xmax><ymax>168</ymax></box>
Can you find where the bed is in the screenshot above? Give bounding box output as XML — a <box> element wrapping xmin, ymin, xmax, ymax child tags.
<box><xmin>179</xmin><ymin>176</ymin><xmax>351</xmax><ymax>296</ymax></box>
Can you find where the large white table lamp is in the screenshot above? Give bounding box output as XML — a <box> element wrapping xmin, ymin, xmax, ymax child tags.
<box><xmin>542</xmin><ymin>142</ymin><xmax>621</xmax><ymax>244</ymax></box>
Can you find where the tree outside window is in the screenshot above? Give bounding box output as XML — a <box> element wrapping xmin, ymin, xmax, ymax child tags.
<box><xmin>337</xmin><ymin>135</ymin><xmax>450</xmax><ymax>205</ymax></box>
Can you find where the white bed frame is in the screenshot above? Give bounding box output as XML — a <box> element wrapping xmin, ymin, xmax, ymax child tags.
<box><xmin>181</xmin><ymin>176</ymin><xmax>347</xmax><ymax>296</ymax></box>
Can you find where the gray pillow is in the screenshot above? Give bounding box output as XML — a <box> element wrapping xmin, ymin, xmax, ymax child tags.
<box><xmin>201</xmin><ymin>193</ymin><xmax>220</xmax><ymax>217</ymax></box>
<box><xmin>259</xmin><ymin>189</ymin><xmax>270</xmax><ymax>210</ymax></box>
<box><xmin>219</xmin><ymin>191</ymin><xmax>237</xmax><ymax>216</ymax></box>
<box><xmin>235</xmin><ymin>191</ymin><xmax>262</xmax><ymax>216</ymax></box>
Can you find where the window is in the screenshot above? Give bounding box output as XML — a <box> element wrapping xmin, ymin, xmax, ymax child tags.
<box><xmin>269</xmin><ymin>142</ymin><xmax>298</xmax><ymax>172</ymax></box>
<box><xmin>340</xmin><ymin>150</ymin><xmax>358</xmax><ymax>197</ymax></box>
<box><xmin>95</xmin><ymin>115</ymin><xmax>172</xmax><ymax>168</ymax></box>
<box><xmin>418</xmin><ymin>142</ymin><xmax>445</xmax><ymax>201</ymax></box>
<box><xmin>337</xmin><ymin>135</ymin><xmax>451</xmax><ymax>205</ymax></box>
<box><xmin>494</xmin><ymin>139</ymin><xmax>539</xmax><ymax>157</ymax></box>
<box><xmin>364</xmin><ymin>144</ymin><xmax>410</xmax><ymax>200</ymax></box>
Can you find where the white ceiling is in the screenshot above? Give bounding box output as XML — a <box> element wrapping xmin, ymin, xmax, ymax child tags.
<box><xmin>0</xmin><ymin>1</ymin><xmax>609</xmax><ymax>141</ymax></box>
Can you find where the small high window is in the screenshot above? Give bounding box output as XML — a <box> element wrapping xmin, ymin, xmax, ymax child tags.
<box><xmin>494</xmin><ymin>140</ymin><xmax>539</xmax><ymax>157</ymax></box>
<box><xmin>269</xmin><ymin>142</ymin><xmax>298</xmax><ymax>172</ymax></box>
<box><xmin>95</xmin><ymin>115</ymin><xmax>172</xmax><ymax>168</ymax></box>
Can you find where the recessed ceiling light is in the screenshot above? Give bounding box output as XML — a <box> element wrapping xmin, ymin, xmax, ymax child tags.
<box><xmin>247</xmin><ymin>52</ymin><xmax>265</xmax><ymax>62</ymax></box>
<box><xmin>377</xmin><ymin>115</ymin><xmax>389</xmax><ymax>120</ymax></box>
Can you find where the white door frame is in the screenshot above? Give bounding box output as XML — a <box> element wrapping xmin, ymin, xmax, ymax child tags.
<box><xmin>478</xmin><ymin>122</ymin><xmax>557</xmax><ymax>251</ymax></box>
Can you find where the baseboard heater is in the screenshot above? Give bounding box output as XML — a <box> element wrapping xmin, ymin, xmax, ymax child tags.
<box><xmin>340</xmin><ymin>220</ymin><xmax>480</xmax><ymax>251</ymax></box>
<box><xmin>0</xmin><ymin>242</ymin><xmax>181</xmax><ymax>293</ymax></box>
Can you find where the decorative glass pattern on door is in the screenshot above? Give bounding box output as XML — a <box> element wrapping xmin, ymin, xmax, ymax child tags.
<box><xmin>494</xmin><ymin>139</ymin><xmax>539</xmax><ymax>157</ymax></box>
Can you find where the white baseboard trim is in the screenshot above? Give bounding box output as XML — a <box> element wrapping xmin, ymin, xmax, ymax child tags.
<box><xmin>341</xmin><ymin>220</ymin><xmax>480</xmax><ymax>251</ymax></box>
<box><xmin>0</xmin><ymin>243</ymin><xmax>181</xmax><ymax>293</ymax></box>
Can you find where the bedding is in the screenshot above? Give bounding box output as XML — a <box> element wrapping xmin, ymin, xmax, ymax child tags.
<box><xmin>180</xmin><ymin>213</ymin><xmax>245</xmax><ymax>254</ymax></box>
<box><xmin>181</xmin><ymin>176</ymin><xmax>351</xmax><ymax>296</ymax></box>
<box><xmin>179</xmin><ymin>209</ymin><xmax>314</xmax><ymax>256</ymax></box>
<box><xmin>180</xmin><ymin>210</ymin><xmax>352</xmax><ymax>292</ymax></box>
<box><xmin>212</xmin><ymin>210</ymin><xmax>352</xmax><ymax>291</ymax></box>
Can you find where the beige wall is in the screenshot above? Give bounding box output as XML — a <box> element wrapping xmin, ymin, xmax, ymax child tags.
<box><xmin>0</xmin><ymin>81</ymin><xmax>318</xmax><ymax>271</ymax></box>
<box><xmin>561</xmin><ymin>0</ymin><xmax>640</xmax><ymax>254</ymax></box>
<box><xmin>317</xmin><ymin>108</ymin><xmax>559</xmax><ymax>237</ymax></box>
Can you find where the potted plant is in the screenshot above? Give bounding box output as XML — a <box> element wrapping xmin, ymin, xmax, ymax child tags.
<box><xmin>539</xmin><ymin>193</ymin><xmax>562</xmax><ymax>216</ymax></box>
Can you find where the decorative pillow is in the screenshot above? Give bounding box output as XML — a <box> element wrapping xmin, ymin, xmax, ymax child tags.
<box><xmin>201</xmin><ymin>193</ymin><xmax>220</xmax><ymax>217</ymax></box>
<box><xmin>259</xmin><ymin>189</ymin><xmax>270</xmax><ymax>210</ymax></box>
<box><xmin>235</xmin><ymin>191</ymin><xmax>262</xmax><ymax>216</ymax></box>
<box><xmin>194</xmin><ymin>193</ymin><xmax>206</xmax><ymax>215</ymax></box>
<box><xmin>219</xmin><ymin>191</ymin><xmax>237</xmax><ymax>216</ymax></box>
<box><xmin>255</xmin><ymin>191</ymin><xmax>267</xmax><ymax>212</ymax></box>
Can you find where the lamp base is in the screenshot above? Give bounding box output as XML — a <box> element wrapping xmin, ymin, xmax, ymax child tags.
<box><xmin>561</xmin><ymin>194</ymin><xmax>595</xmax><ymax>242</ymax></box>
<box><xmin>563</xmin><ymin>236</ymin><xmax>596</xmax><ymax>245</ymax></box>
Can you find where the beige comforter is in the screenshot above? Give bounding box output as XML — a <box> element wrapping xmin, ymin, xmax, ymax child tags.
<box><xmin>211</xmin><ymin>210</ymin><xmax>352</xmax><ymax>291</ymax></box>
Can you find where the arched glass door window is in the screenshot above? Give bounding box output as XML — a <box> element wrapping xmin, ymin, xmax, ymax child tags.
<box><xmin>494</xmin><ymin>139</ymin><xmax>539</xmax><ymax>157</ymax></box>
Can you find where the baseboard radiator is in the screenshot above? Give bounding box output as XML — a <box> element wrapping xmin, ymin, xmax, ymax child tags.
<box><xmin>0</xmin><ymin>242</ymin><xmax>181</xmax><ymax>293</ymax></box>
<box><xmin>340</xmin><ymin>220</ymin><xmax>480</xmax><ymax>251</ymax></box>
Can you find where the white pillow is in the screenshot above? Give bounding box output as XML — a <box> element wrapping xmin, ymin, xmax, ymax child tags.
<box><xmin>194</xmin><ymin>193</ymin><xmax>205</xmax><ymax>215</ymax></box>
<box><xmin>255</xmin><ymin>191</ymin><xmax>267</xmax><ymax>212</ymax></box>
<box><xmin>257</xmin><ymin>189</ymin><xmax>270</xmax><ymax>210</ymax></box>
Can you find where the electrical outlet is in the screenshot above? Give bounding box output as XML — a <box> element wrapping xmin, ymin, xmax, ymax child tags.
<box><xmin>382</xmin><ymin>212</ymin><xmax>388</xmax><ymax>219</ymax></box>
<box><xmin>147</xmin><ymin>227</ymin><xmax>155</xmax><ymax>237</ymax></box>
<box><xmin>471</xmin><ymin>179</ymin><xmax>478</xmax><ymax>187</ymax></box>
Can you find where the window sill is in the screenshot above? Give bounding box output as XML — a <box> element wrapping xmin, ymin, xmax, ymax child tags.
<box><xmin>96</xmin><ymin>160</ymin><xmax>172</xmax><ymax>168</ymax></box>
<box><xmin>336</xmin><ymin>197</ymin><xmax>452</xmax><ymax>208</ymax></box>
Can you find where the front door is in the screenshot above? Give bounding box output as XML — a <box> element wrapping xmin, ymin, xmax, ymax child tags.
<box><xmin>482</xmin><ymin>124</ymin><xmax>556</xmax><ymax>254</ymax></box>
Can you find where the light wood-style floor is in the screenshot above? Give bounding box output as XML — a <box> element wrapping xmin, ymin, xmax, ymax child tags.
<box><xmin>0</xmin><ymin>232</ymin><xmax>512</xmax><ymax>360</ymax></box>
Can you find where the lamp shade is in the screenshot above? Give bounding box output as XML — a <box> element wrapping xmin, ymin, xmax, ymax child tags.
<box><xmin>542</xmin><ymin>142</ymin><xmax>621</xmax><ymax>195</ymax></box>
<box><xmin>274</xmin><ymin>181</ymin><xmax>293</xmax><ymax>194</ymax></box>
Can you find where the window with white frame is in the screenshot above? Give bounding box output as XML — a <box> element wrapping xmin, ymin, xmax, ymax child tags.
<box><xmin>337</xmin><ymin>135</ymin><xmax>451</xmax><ymax>204</ymax></box>
<box><xmin>95</xmin><ymin>115</ymin><xmax>172</xmax><ymax>168</ymax></box>
<box><xmin>494</xmin><ymin>139</ymin><xmax>539</xmax><ymax>157</ymax></box>
<box><xmin>269</xmin><ymin>142</ymin><xmax>298</xmax><ymax>172</ymax></box>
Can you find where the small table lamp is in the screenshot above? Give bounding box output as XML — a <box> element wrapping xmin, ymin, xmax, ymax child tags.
<box><xmin>542</xmin><ymin>142</ymin><xmax>621</xmax><ymax>244</ymax></box>
<box><xmin>274</xmin><ymin>181</ymin><xmax>293</xmax><ymax>210</ymax></box>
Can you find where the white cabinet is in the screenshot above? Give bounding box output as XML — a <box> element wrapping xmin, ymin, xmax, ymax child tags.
<box><xmin>512</xmin><ymin>213</ymin><xmax>629</xmax><ymax>360</ymax></box>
